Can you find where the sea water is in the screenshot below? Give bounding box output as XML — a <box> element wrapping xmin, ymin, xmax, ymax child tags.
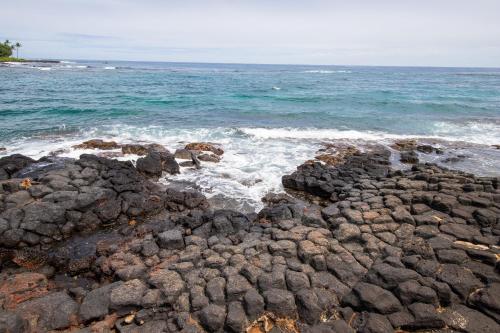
<box><xmin>1</xmin><ymin>61</ymin><xmax>499</xmax><ymax>211</ymax></box>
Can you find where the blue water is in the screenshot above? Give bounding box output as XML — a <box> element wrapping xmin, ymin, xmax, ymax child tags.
<box><xmin>1</xmin><ymin>61</ymin><xmax>500</xmax><ymax>143</ymax></box>
<box><xmin>1</xmin><ymin>60</ymin><xmax>499</xmax><ymax>210</ymax></box>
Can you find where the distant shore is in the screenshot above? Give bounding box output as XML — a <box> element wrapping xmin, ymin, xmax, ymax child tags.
<box><xmin>0</xmin><ymin>57</ymin><xmax>61</xmax><ymax>63</ymax></box>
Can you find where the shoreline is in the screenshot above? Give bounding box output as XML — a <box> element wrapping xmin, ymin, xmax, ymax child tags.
<box><xmin>0</xmin><ymin>139</ymin><xmax>499</xmax><ymax>332</ymax></box>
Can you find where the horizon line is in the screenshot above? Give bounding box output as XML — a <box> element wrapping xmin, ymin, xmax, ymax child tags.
<box><xmin>17</xmin><ymin>57</ymin><xmax>500</xmax><ymax>70</ymax></box>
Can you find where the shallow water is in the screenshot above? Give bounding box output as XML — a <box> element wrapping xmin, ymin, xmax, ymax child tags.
<box><xmin>1</xmin><ymin>60</ymin><xmax>499</xmax><ymax>211</ymax></box>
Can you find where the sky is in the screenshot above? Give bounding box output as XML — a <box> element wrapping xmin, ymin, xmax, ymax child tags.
<box><xmin>2</xmin><ymin>0</ymin><xmax>500</xmax><ymax>67</ymax></box>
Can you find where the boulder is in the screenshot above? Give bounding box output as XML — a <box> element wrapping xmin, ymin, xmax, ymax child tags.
<box><xmin>199</xmin><ymin>304</ymin><xmax>226</xmax><ymax>332</ymax></box>
<box><xmin>0</xmin><ymin>154</ymin><xmax>36</xmax><ymax>179</ymax></box>
<box><xmin>347</xmin><ymin>282</ymin><xmax>402</xmax><ymax>314</ymax></box>
<box><xmin>79</xmin><ymin>282</ymin><xmax>122</xmax><ymax>322</ymax></box>
<box><xmin>360</xmin><ymin>313</ymin><xmax>393</xmax><ymax>333</ymax></box>
<box><xmin>136</xmin><ymin>151</ymin><xmax>180</xmax><ymax>177</ymax></box>
<box><xmin>335</xmin><ymin>223</ymin><xmax>361</xmax><ymax>241</ymax></box>
<box><xmin>73</xmin><ymin>139</ymin><xmax>120</xmax><ymax>150</ymax></box>
<box><xmin>225</xmin><ymin>301</ymin><xmax>248</xmax><ymax>332</ymax></box>
<box><xmin>198</xmin><ymin>153</ymin><xmax>221</xmax><ymax>163</ymax></box>
<box><xmin>109</xmin><ymin>279</ymin><xmax>147</xmax><ymax>308</ymax></box>
<box><xmin>16</xmin><ymin>291</ymin><xmax>79</xmax><ymax>331</ymax></box>
<box><xmin>400</xmin><ymin>151</ymin><xmax>419</xmax><ymax>164</ymax></box>
<box><xmin>185</xmin><ymin>142</ymin><xmax>224</xmax><ymax>155</ymax></box>
<box><xmin>148</xmin><ymin>269</ymin><xmax>185</xmax><ymax>302</ymax></box>
<box><xmin>0</xmin><ymin>311</ymin><xmax>28</xmax><ymax>333</ymax></box>
<box><xmin>263</xmin><ymin>288</ymin><xmax>297</xmax><ymax>317</ymax></box>
<box><xmin>468</xmin><ymin>283</ymin><xmax>500</xmax><ymax>322</ymax></box>
<box><xmin>157</xmin><ymin>229</ymin><xmax>185</xmax><ymax>249</ymax></box>
<box><xmin>0</xmin><ymin>272</ymin><xmax>49</xmax><ymax>309</ymax></box>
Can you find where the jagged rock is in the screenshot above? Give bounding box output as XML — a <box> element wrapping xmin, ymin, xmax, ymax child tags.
<box><xmin>157</xmin><ymin>229</ymin><xmax>185</xmax><ymax>249</ymax></box>
<box><xmin>16</xmin><ymin>291</ymin><xmax>79</xmax><ymax>331</ymax></box>
<box><xmin>346</xmin><ymin>282</ymin><xmax>402</xmax><ymax>314</ymax></box>
<box><xmin>0</xmin><ymin>154</ymin><xmax>36</xmax><ymax>180</ymax></box>
<box><xmin>73</xmin><ymin>139</ymin><xmax>120</xmax><ymax>150</ymax></box>
<box><xmin>0</xmin><ymin>272</ymin><xmax>49</xmax><ymax>309</ymax></box>
<box><xmin>263</xmin><ymin>288</ymin><xmax>297</xmax><ymax>317</ymax></box>
<box><xmin>335</xmin><ymin>223</ymin><xmax>361</xmax><ymax>241</ymax></box>
<box><xmin>148</xmin><ymin>269</ymin><xmax>185</xmax><ymax>302</ymax></box>
<box><xmin>0</xmin><ymin>311</ymin><xmax>28</xmax><ymax>333</ymax></box>
<box><xmin>79</xmin><ymin>282</ymin><xmax>122</xmax><ymax>322</ymax></box>
<box><xmin>226</xmin><ymin>274</ymin><xmax>252</xmax><ymax>301</ymax></box>
<box><xmin>437</xmin><ymin>264</ymin><xmax>483</xmax><ymax>300</ymax></box>
<box><xmin>468</xmin><ymin>283</ymin><xmax>500</xmax><ymax>323</ymax></box>
<box><xmin>136</xmin><ymin>151</ymin><xmax>180</xmax><ymax>177</ymax></box>
<box><xmin>406</xmin><ymin>302</ymin><xmax>445</xmax><ymax>329</ymax></box>
<box><xmin>198</xmin><ymin>153</ymin><xmax>221</xmax><ymax>163</ymax></box>
<box><xmin>244</xmin><ymin>288</ymin><xmax>265</xmax><ymax>319</ymax></box>
<box><xmin>226</xmin><ymin>301</ymin><xmax>248</xmax><ymax>332</ymax></box>
<box><xmin>400</xmin><ymin>151</ymin><xmax>419</xmax><ymax>164</ymax></box>
<box><xmin>296</xmin><ymin>289</ymin><xmax>323</xmax><ymax>324</ymax></box>
<box><xmin>441</xmin><ymin>304</ymin><xmax>499</xmax><ymax>333</ymax></box>
<box><xmin>109</xmin><ymin>279</ymin><xmax>147</xmax><ymax>308</ymax></box>
<box><xmin>199</xmin><ymin>304</ymin><xmax>226</xmax><ymax>332</ymax></box>
<box><xmin>185</xmin><ymin>142</ymin><xmax>224</xmax><ymax>156</ymax></box>
<box><xmin>359</xmin><ymin>313</ymin><xmax>394</xmax><ymax>333</ymax></box>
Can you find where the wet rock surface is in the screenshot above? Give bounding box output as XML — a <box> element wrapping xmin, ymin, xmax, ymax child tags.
<box><xmin>0</xmin><ymin>146</ymin><xmax>498</xmax><ymax>332</ymax></box>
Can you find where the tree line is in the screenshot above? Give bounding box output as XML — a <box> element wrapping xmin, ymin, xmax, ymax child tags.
<box><xmin>0</xmin><ymin>40</ymin><xmax>22</xmax><ymax>58</ymax></box>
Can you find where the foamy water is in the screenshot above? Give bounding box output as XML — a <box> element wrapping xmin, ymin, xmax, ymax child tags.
<box><xmin>2</xmin><ymin>125</ymin><xmax>499</xmax><ymax>212</ymax></box>
<box><xmin>1</xmin><ymin>61</ymin><xmax>499</xmax><ymax>211</ymax></box>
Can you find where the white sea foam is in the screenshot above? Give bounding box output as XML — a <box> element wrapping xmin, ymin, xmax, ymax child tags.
<box><xmin>37</xmin><ymin>67</ymin><xmax>51</xmax><ymax>71</ymax></box>
<box><xmin>104</xmin><ymin>66</ymin><xmax>116</xmax><ymax>70</ymax></box>
<box><xmin>3</xmin><ymin>123</ymin><xmax>498</xmax><ymax>212</ymax></box>
<box><xmin>304</xmin><ymin>70</ymin><xmax>352</xmax><ymax>74</ymax></box>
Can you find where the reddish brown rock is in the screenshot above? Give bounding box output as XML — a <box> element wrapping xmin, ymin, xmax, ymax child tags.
<box><xmin>73</xmin><ymin>139</ymin><xmax>120</xmax><ymax>150</ymax></box>
<box><xmin>185</xmin><ymin>142</ymin><xmax>224</xmax><ymax>155</ymax></box>
<box><xmin>0</xmin><ymin>272</ymin><xmax>49</xmax><ymax>309</ymax></box>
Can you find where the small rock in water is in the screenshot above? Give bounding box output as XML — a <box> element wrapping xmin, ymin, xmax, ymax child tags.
<box><xmin>73</xmin><ymin>139</ymin><xmax>120</xmax><ymax>150</ymax></box>
<box><xmin>185</xmin><ymin>142</ymin><xmax>224</xmax><ymax>155</ymax></box>
<box><xmin>391</xmin><ymin>139</ymin><xmax>417</xmax><ymax>151</ymax></box>
<box><xmin>197</xmin><ymin>153</ymin><xmax>221</xmax><ymax>163</ymax></box>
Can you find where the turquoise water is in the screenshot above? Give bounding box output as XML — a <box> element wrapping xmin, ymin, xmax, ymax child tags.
<box><xmin>1</xmin><ymin>60</ymin><xmax>499</xmax><ymax>210</ymax></box>
<box><xmin>1</xmin><ymin>61</ymin><xmax>500</xmax><ymax>142</ymax></box>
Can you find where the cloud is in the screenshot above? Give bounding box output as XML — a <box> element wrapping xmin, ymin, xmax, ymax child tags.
<box><xmin>1</xmin><ymin>0</ymin><xmax>499</xmax><ymax>66</ymax></box>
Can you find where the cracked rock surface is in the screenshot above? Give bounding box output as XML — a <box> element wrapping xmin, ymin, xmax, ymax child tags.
<box><xmin>0</xmin><ymin>147</ymin><xmax>499</xmax><ymax>333</ymax></box>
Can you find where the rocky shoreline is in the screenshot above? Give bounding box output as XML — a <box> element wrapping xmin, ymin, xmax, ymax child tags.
<box><xmin>0</xmin><ymin>140</ymin><xmax>499</xmax><ymax>333</ymax></box>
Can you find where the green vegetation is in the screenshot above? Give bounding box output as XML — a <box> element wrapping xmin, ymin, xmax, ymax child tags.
<box><xmin>0</xmin><ymin>56</ymin><xmax>26</xmax><ymax>62</ymax></box>
<box><xmin>0</xmin><ymin>40</ymin><xmax>24</xmax><ymax>61</ymax></box>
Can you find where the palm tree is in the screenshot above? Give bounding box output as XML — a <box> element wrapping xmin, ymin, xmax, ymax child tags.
<box><xmin>14</xmin><ymin>42</ymin><xmax>21</xmax><ymax>58</ymax></box>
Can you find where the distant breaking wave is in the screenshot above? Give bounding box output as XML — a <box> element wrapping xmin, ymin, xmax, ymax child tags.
<box><xmin>303</xmin><ymin>70</ymin><xmax>352</xmax><ymax>74</ymax></box>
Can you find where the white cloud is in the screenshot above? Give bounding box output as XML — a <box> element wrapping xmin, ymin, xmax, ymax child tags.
<box><xmin>2</xmin><ymin>0</ymin><xmax>500</xmax><ymax>66</ymax></box>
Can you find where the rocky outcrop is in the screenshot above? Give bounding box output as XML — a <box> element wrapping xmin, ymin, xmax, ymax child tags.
<box><xmin>0</xmin><ymin>148</ymin><xmax>498</xmax><ymax>333</ymax></box>
<box><xmin>0</xmin><ymin>154</ymin><xmax>201</xmax><ymax>250</ymax></box>
<box><xmin>136</xmin><ymin>151</ymin><xmax>180</xmax><ymax>177</ymax></box>
<box><xmin>0</xmin><ymin>154</ymin><xmax>36</xmax><ymax>180</ymax></box>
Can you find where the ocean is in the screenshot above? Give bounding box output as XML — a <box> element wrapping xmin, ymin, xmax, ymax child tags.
<box><xmin>1</xmin><ymin>60</ymin><xmax>499</xmax><ymax>211</ymax></box>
